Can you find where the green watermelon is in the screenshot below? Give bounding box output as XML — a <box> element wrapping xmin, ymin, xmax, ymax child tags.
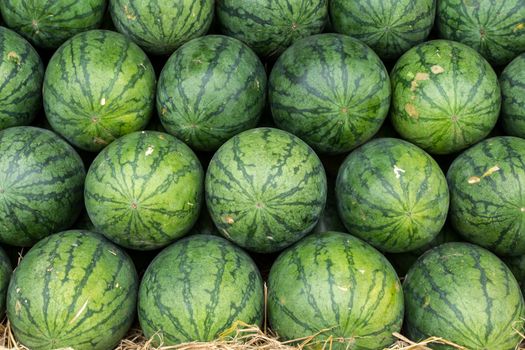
<box><xmin>404</xmin><ymin>242</ymin><xmax>525</xmax><ymax>349</ymax></box>
<box><xmin>0</xmin><ymin>246</ymin><xmax>12</xmax><ymax>315</ymax></box>
<box><xmin>500</xmin><ymin>53</ymin><xmax>525</xmax><ymax>138</ymax></box>
<box><xmin>43</xmin><ymin>30</ymin><xmax>156</xmax><ymax>152</ymax></box>
<box><xmin>205</xmin><ymin>127</ymin><xmax>327</xmax><ymax>253</ymax></box>
<box><xmin>0</xmin><ymin>0</ymin><xmax>107</xmax><ymax>49</ymax></box>
<box><xmin>336</xmin><ymin>138</ymin><xmax>449</xmax><ymax>253</ymax></box>
<box><xmin>157</xmin><ymin>35</ymin><xmax>267</xmax><ymax>152</ymax></box>
<box><xmin>138</xmin><ymin>234</ymin><xmax>264</xmax><ymax>345</ymax></box>
<box><xmin>390</xmin><ymin>40</ymin><xmax>500</xmax><ymax>155</ymax></box>
<box><xmin>269</xmin><ymin>33</ymin><xmax>391</xmax><ymax>154</ymax></box>
<box><xmin>216</xmin><ymin>0</ymin><xmax>328</xmax><ymax>57</ymax></box>
<box><xmin>85</xmin><ymin>131</ymin><xmax>203</xmax><ymax>250</ymax></box>
<box><xmin>437</xmin><ymin>0</ymin><xmax>525</xmax><ymax>66</ymax></box>
<box><xmin>0</xmin><ymin>26</ymin><xmax>43</xmax><ymax>130</ymax></box>
<box><xmin>268</xmin><ymin>231</ymin><xmax>404</xmax><ymax>349</ymax></box>
<box><xmin>7</xmin><ymin>230</ymin><xmax>138</xmax><ymax>350</ymax></box>
<box><xmin>504</xmin><ymin>255</ymin><xmax>525</xmax><ymax>294</ymax></box>
<box><xmin>447</xmin><ymin>136</ymin><xmax>525</xmax><ymax>256</ymax></box>
<box><xmin>330</xmin><ymin>0</ymin><xmax>436</xmax><ymax>60</ymax></box>
<box><xmin>0</xmin><ymin>127</ymin><xmax>85</xmax><ymax>246</ymax></box>
<box><xmin>109</xmin><ymin>0</ymin><xmax>214</xmax><ymax>55</ymax></box>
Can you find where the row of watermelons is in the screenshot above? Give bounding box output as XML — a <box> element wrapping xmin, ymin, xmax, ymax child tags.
<box><xmin>0</xmin><ymin>0</ymin><xmax>523</xmax><ymax>349</ymax></box>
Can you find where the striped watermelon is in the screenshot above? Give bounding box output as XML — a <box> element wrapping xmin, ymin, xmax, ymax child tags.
<box><xmin>138</xmin><ymin>234</ymin><xmax>264</xmax><ymax>345</ymax></box>
<box><xmin>85</xmin><ymin>131</ymin><xmax>203</xmax><ymax>250</ymax></box>
<box><xmin>205</xmin><ymin>127</ymin><xmax>327</xmax><ymax>253</ymax></box>
<box><xmin>500</xmin><ymin>53</ymin><xmax>525</xmax><ymax>138</ymax></box>
<box><xmin>336</xmin><ymin>138</ymin><xmax>449</xmax><ymax>253</ymax></box>
<box><xmin>268</xmin><ymin>231</ymin><xmax>404</xmax><ymax>349</ymax></box>
<box><xmin>269</xmin><ymin>33</ymin><xmax>391</xmax><ymax>154</ymax></box>
<box><xmin>0</xmin><ymin>27</ymin><xmax>43</xmax><ymax>130</ymax></box>
<box><xmin>109</xmin><ymin>0</ymin><xmax>214</xmax><ymax>55</ymax></box>
<box><xmin>330</xmin><ymin>0</ymin><xmax>436</xmax><ymax>60</ymax></box>
<box><xmin>7</xmin><ymin>230</ymin><xmax>138</xmax><ymax>350</ymax></box>
<box><xmin>404</xmin><ymin>242</ymin><xmax>525</xmax><ymax>349</ymax></box>
<box><xmin>447</xmin><ymin>136</ymin><xmax>525</xmax><ymax>256</ymax></box>
<box><xmin>43</xmin><ymin>30</ymin><xmax>156</xmax><ymax>152</ymax></box>
<box><xmin>505</xmin><ymin>255</ymin><xmax>525</xmax><ymax>294</ymax></box>
<box><xmin>216</xmin><ymin>0</ymin><xmax>328</xmax><ymax>57</ymax></box>
<box><xmin>0</xmin><ymin>246</ymin><xmax>11</xmax><ymax>316</ymax></box>
<box><xmin>157</xmin><ymin>35</ymin><xmax>267</xmax><ymax>152</ymax></box>
<box><xmin>0</xmin><ymin>127</ymin><xmax>85</xmax><ymax>246</ymax></box>
<box><xmin>0</xmin><ymin>0</ymin><xmax>107</xmax><ymax>49</ymax></box>
<box><xmin>437</xmin><ymin>0</ymin><xmax>525</xmax><ymax>66</ymax></box>
<box><xmin>390</xmin><ymin>40</ymin><xmax>500</xmax><ymax>154</ymax></box>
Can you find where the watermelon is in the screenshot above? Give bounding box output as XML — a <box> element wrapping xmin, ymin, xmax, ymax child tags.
<box><xmin>500</xmin><ymin>53</ymin><xmax>525</xmax><ymax>138</ymax></box>
<box><xmin>157</xmin><ymin>35</ymin><xmax>267</xmax><ymax>152</ymax></box>
<box><xmin>447</xmin><ymin>136</ymin><xmax>525</xmax><ymax>256</ymax></box>
<box><xmin>268</xmin><ymin>231</ymin><xmax>404</xmax><ymax>349</ymax></box>
<box><xmin>336</xmin><ymin>138</ymin><xmax>449</xmax><ymax>253</ymax></box>
<box><xmin>205</xmin><ymin>127</ymin><xmax>327</xmax><ymax>253</ymax></box>
<box><xmin>85</xmin><ymin>130</ymin><xmax>203</xmax><ymax>250</ymax></box>
<box><xmin>404</xmin><ymin>242</ymin><xmax>525</xmax><ymax>349</ymax></box>
<box><xmin>110</xmin><ymin>0</ymin><xmax>214</xmax><ymax>55</ymax></box>
<box><xmin>505</xmin><ymin>255</ymin><xmax>525</xmax><ymax>294</ymax></box>
<box><xmin>437</xmin><ymin>0</ymin><xmax>525</xmax><ymax>66</ymax></box>
<box><xmin>390</xmin><ymin>40</ymin><xmax>500</xmax><ymax>154</ymax></box>
<box><xmin>7</xmin><ymin>230</ymin><xmax>138</xmax><ymax>350</ymax></box>
<box><xmin>216</xmin><ymin>0</ymin><xmax>328</xmax><ymax>57</ymax></box>
<box><xmin>0</xmin><ymin>26</ymin><xmax>44</xmax><ymax>130</ymax></box>
<box><xmin>0</xmin><ymin>0</ymin><xmax>107</xmax><ymax>49</ymax></box>
<box><xmin>138</xmin><ymin>234</ymin><xmax>264</xmax><ymax>345</ymax></box>
<box><xmin>0</xmin><ymin>127</ymin><xmax>85</xmax><ymax>246</ymax></box>
<box><xmin>0</xmin><ymin>246</ymin><xmax>12</xmax><ymax>316</ymax></box>
<box><xmin>330</xmin><ymin>0</ymin><xmax>436</xmax><ymax>60</ymax></box>
<box><xmin>43</xmin><ymin>30</ymin><xmax>156</xmax><ymax>152</ymax></box>
<box><xmin>269</xmin><ymin>33</ymin><xmax>391</xmax><ymax>154</ymax></box>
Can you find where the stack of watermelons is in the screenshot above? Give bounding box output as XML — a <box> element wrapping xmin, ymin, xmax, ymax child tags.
<box><xmin>0</xmin><ymin>0</ymin><xmax>523</xmax><ymax>349</ymax></box>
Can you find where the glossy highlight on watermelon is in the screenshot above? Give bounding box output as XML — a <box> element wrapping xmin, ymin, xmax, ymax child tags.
<box><xmin>0</xmin><ymin>246</ymin><xmax>11</xmax><ymax>316</ymax></box>
<box><xmin>217</xmin><ymin>0</ymin><xmax>328</xmax><ymax>57</ymax></box>
<box><xmin>0</xmin><ymin>0</ymin><xmax>107</xmax><ymax>49</ymax></box>
<box><xmin>157</xmin><ymin>35</ymin><xmax>267</xmax><ymax>151</ymax></box>
<box><xmin>437</xmin><ymin>0</ymin><xmax>525</xmax><ymax>66</ymax></box>
<box><xmin>85</xmin><ymin>131</ymin><xmax>203</xmax><ymax>250</ymax></box>
<box><xmin>500</xmin><ymin>53</ymin><xmax>525</xmax><ymax>138</ymax></box>
<box><xmin>7</xmin><ymin>230</ymin><xmax>138</xmax><ymax>350</ymax></box>
<box><xmin>268</xmin><ymin>231</ymin><xmax>404</xmax><ymax>350</ymax></box>
<box><xmin>270</xmin><ymin>33</ymin><xmax>391</xmax><ymax>154</ymax></box>
<box><xmin>0</xmin><ymin>127</ymin><xmax>85</xmax><ymax>246</ymax></box>
<box><xmin>447</xmin><ymin>136</ymin><xmax>525</xmax><ymax>256</ymax></box>
<box><xmin>110</xmin><ymin>0</ymin><xmax>214</xmax><ymax>55</ymax></box>
<box><xmin>43</xmin><ymin>30</ymin><xmax>156</xmax><ymax>152</ymax></box>
<box><xmin>390</xmin><ymin>40</ymin><xmax>500</xmax><ymax>154</ymax></box>
<box><xmin>138</xmin><ymin>234</ymin><xmax>264</xmax><ymax>345</ymax></box>
<box><xmin>205</xmin><ymin>127</ymin><xmax>327</xmax><ymax>253</ymax></box>
<box><xmin>330</xmin><ymin>0</ymin><xmax>436</xmax><ymax>60</ymax></box>
<box><xmin>0</xmin><ymin>26</ymin><xmax>44</xmax><ymax>130</ymax></box>
<box><xmin>404</xmin><ymin>242</ymin><xmax>525</xmax><ymax>350</ymax></box>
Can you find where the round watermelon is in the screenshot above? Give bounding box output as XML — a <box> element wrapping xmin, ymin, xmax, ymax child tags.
<box><xmin>0</xmin><ymin>0</ymin><xmax>107</xmax><ymax>49</ymax></box>
<box><xmin>505</xmin><ymin>255</ymin><xmax>525</xmax><ymax>294</ymax></box>
<box><xmin>7</xmin><ymin>230</ymin><xmax>138</xmax><ymax>350</ymax></box>
<box><xmin>500</xmin><ymin>53</ymin><xmax>525</xmax><ymax>138</ymax></box>
<box><xmin>138</xmin><ymin>234</ymin><xmax>264</xmax><ymax>345</ymax></box>
<box><xmin>157</xmin><ymin>35</ymin><xmax>267</xmax><ymax>152</ymax></box>
<box><xmin>447</xmin><ymin>136</ymin><xmax>525</xmax><ymax>256</ymax></box>
<box><xmin>85</xmin><ymin>130</ymin><xmax>203</xmax><ymax>250</ymax></box>
<box><xmin>269</xmin><ymin>33</ymin><xmax>391</xmax><ymax>154</ymax></box>
<box><xmin>336</xmin><ymin>138</ymin><xmax>449</xmax><ymax>253</ymax></box>
<box><xmin>390</xmin><ymin>40</ymin><xmax>500</xmax><ymax>155</ymax></box>
<box><xmin>437</xmin><ymin>0</ymin><xmax>525</xmax><ymax>66</ymax></box>
<box><xmin>0</xmin><ymin>246</ymin><xmax>12</xmax><ymax>316</ymax></box>
<box><xmin>404</xmin><ymin>242</ymin><xmax>524</xmax><ymax>349</ymax></box>
<box><xmin>109</xmin><ymin>0</ymin><xmax>214</xmax><ymax>55</ymax></box>
<box><xmin>43</xmin><ymin>30</ymin><xmax>156</xmax><ymax>152</ymax></box>
<box><xmin>205</xmin><ymin>127</ymin><xmax>327</xmax><ymax>253</ymax></box>
<box><xmin>216</xmin><ymin>0</ymin><xmax>328</xmax><ymax>57</ymax></box>
<box><xmin>0</xmin><ymin>127</ymin><xmax>85</xmax><ymax>246</ymax></box>
<box><xmin>268</xmin><ymin>231</ymin><xmax>404</xmax><ymax>349</ymax></box>
<box><xmin>0</xmin><ymin>26</ymin><xmax>43</xmax><ymax>130</ymax></box>
<box><xmin>330</xmin><ymin>0</ymin><xmax>436</xmax><ymax>60</ymax></box>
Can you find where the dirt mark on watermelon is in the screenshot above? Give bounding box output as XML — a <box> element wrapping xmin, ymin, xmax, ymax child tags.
<box><xmin>467</xmin><ymin>165</ymin><xmax>500</xmax><ymax>184</ymax></box>
<box><xmin>404</xmin><ymin>103</ymin><xmax>419</xmax><ymax>119</ymax></box>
